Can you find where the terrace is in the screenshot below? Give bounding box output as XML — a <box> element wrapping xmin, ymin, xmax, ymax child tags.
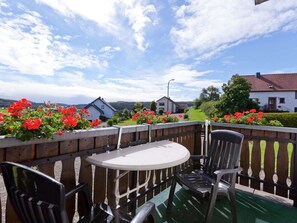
<box><xmin>0</xmin><ymin>120</ymin><xmax>297</xmax><ymax>222</ymax></box>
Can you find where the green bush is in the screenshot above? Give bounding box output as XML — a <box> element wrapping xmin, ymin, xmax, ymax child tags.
<box><xmin>200</xmin><ymin>101</ymin><xmax>219</xmax><ymax>118</ymax></box>
<box><xmin>264</xmin><ymin>113</ymin><xmax>297</xmax><ymax>127</ymax></box>
<box><xmin>183</xmin><ymin>114</ymin><xmax>189</xmax><ymax>119</ymax></box>
<box><xmin>107</xmin><ymin>119</ymin><xmax>113</xmax><ymax>127</ymax></box>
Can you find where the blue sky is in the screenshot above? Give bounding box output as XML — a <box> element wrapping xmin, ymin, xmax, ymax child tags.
<box><xmin>0</xmin><ymin>0</ymin><xmax>297</xmax><ymax>104</ymax></box>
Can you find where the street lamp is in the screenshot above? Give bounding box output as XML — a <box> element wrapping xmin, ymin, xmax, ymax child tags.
<box><xmin>167</xmin><ymin>79</ymin><xmax>175</xmax><ymax>98</ymax></box>
<box><xmin>255</xmin><ymin>0</ymin><xmax>268</xmax><ymax>5</ymax></box>
<box><xmin>167</xmin><ymin>79</ymin><xmax>175</xmax><ymax>113</ymax></box>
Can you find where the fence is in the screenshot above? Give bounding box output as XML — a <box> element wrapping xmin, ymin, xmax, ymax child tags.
<box><xmin>0</xmin><ymin>120</ymin><xmax>296</xmax><ymax>222</ymax></box>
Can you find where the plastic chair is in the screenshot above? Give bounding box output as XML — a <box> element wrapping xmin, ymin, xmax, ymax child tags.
<box><xmin>1</xmin><ymin>161</ymin><xmax>156</xmax><ymax>223</ymax></box>
<box><xmin>167</xmin><ymin>130</ymin><xmax>244</xmax><ymax>223</ymax></box>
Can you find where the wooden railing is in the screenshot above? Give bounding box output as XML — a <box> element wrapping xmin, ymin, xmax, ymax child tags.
<box><xmin>0</xmin><ymin>121</ymin><xmax>203</xmax><ymax>223</ymax></box>
<box><xmin>0</xmin><ymin>121</ymin><xmax>296</xmax><ymax>222</ymax></box>
<box><xmin>209</xmin><ymin>122</ymin><xmax>297</xmax><ymax>208</ymax></box>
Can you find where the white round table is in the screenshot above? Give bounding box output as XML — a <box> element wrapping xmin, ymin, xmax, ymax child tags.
<box><xmin>86</xmin><ymin>140</ymin><xmax>190</xmax><ymax>171</ymax></box>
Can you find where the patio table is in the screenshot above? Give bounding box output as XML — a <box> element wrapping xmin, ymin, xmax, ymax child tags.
<box><xmin>86</xmin><ymin>140</ymin><xmax>190</xmax><ymax>206</ymax></box>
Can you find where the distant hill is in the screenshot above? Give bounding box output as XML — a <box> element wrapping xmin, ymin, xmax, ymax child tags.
<box><xmin>0</xmin><ymin>98</ymin><xmax>193</xmax><ymax>111</ymax></box>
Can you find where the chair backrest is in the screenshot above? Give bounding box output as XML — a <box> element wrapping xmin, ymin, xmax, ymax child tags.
<box><xmin>1</xmin><ymin>162</ymin><xmax>68</xmax><ymax>223</ymax></box>
<box><xmin>204</xmin><ymin>130</ymin><xmax>244</xmax><ymax>180</ymax></box>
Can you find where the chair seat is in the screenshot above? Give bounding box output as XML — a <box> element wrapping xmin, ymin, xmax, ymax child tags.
<box><xmin>176</xmin><ymin>172</ymin><xmax>232</xmax><ymax>198</ymax></box>
<box><xmin>176</xmin><ymin>172</ymin><xmax>213</xmax><ymax>197</ymax></box>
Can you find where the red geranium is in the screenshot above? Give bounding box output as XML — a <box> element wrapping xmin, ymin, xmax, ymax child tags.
<box><xmin>80</xmin><ymin>108</ymin><xmax>90</xmax><ymax>115</ymax></box>
<box><xmin>61</xmin><ymin>116</ymin><xmax>78</xmax><ymax>127</ymax></box>
<box><xmin>22</xmin><ymin>118</ymin><xmax>42</xmax><ymax>130</ymax></box>
<box><xmin>90</xmin><ymin>118</ymin><xmax>101</xmax><ymax>128</ymax></box>
<box><xmin>146</xmin><ymin>119</ymin><xmax>153</xmax><ymax>124</ymax></box>
<box><xmin>57</xmin><ymin>129</ymin><xmax>63</xmax><ymax>135</ymax></box>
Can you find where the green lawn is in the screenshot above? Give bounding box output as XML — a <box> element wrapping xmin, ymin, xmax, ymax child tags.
<box><xmin>187</xmin><ymin>107</ymin><xmax>207</xmax><ymax>121</ymax></box>
<box><xmin>117</xmin><ymin>119</ymin><xmax>137</xmax><ymax>126</ymax></box>
<box><xmin>0</xmin><ymin>108</ymin><xmax>8</xmax><ymax>114</ymax></box>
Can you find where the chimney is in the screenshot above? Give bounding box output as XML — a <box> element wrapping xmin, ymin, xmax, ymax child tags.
<box><xmin>256</xmin><ymin>72</ymin><xmax>261</xmax><ymax>78</ymax></box>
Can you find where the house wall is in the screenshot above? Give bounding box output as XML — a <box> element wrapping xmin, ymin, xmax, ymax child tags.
<box><xmin>88</xmin><ymin>100</ymin><xmax>115</xmax><ymax>120</ymax></box>
<box><xmin>156</xmin><ymin>98</ymin><xmax>177</xmax><ymax>113</ymax></box>
<box><xmin>250</xmin><ymin>91</ymin><xmax>297</xmax><ymax>112</ymax></box>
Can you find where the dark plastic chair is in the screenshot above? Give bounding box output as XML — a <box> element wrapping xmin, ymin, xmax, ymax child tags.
<box><xmin>1</xmin><ymin>161</ymin><xmax>156</xmax><ymax>223</ymax></box>
<box><xmin>167</xmin><ymin>130</ymin><xmax>244</xmax><ymax>223</ymax></box>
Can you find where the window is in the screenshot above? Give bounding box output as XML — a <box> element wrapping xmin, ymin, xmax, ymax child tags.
<box><xmin>295</xmin><ymin>107</ymin><xmax>297</xmax><ymax>112</ymax></box>
<box><xmin>159</xmin><ymin>103</ymin><xmax>164</xmax><ymax>106</ymax></box>
<box><xmin>279</xmin><ymin>98</ymin><xmax>285</xmax><ymax>104</ymax></box>
<box><xmin>295</xmin><ymin>91</ymin><xmax>297</xmax><ymax>99</ymax></box>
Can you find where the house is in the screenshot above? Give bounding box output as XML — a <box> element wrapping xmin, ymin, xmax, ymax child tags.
<box><xmin>85</xmin><ymin>97</ymin><xmax>117</xmax><ymax>120</ymax></box>
<box><xmin>241</xmin><ymin>72</ymin><xmax>297</xmax><ymax>112</ymax></box>
<box><xmin>156</xmin><ymin>96</ymin><xmax>188</xmax><ymax>113</ymax></box>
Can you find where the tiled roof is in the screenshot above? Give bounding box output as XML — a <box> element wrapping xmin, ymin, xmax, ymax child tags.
<box><xmin>241</xmin><ymin>73</ymin><xmax>297</xmax><ymax>92</ymax></box>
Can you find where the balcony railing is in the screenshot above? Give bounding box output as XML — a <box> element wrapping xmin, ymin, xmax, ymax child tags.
<box><xmin>0</xmin><ymin>120</ymin><xmax>296</xmax><ymax>222</ymax></box>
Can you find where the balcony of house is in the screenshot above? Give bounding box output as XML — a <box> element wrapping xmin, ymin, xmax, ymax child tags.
<box><xmin>0</xmin><ymin>121</ymin><xmax>297</xmax><ymax>222</ymax></box>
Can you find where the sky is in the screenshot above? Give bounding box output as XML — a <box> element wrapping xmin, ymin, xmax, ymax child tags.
<box><xmin>0</xmin><ymin>0</ymin><xmax>297</xmax><ymax>104</ymax></box>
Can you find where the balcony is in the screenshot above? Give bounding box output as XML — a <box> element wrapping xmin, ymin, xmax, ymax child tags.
<box><xmin>0</xmin><ymin>121</ymin><xmax>296</xmax><ymax>222</ymax></box>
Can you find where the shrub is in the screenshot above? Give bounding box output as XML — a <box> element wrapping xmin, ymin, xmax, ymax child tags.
<box><xmin>183</xmin><ymin>114</ymin><xmax>189</xmax><ymax>119</ymax></box>
<box><xmin>200</xmin><ymin>101</ymin><xmax>219</xmax><ymax>118</ymax></box>
<box><xmin>107</xmin><ymin>119</ymin><xmax>113</xmax><ymax>127</ymax></box>
<box><xmin>212</xmin><ymin>109</ymin><xmax>283</xmax><ymax>127</ymax></box>
<box><xmin>263</xmin><ymin>113</ymin><xmax>297</xmax><ymax>127</ymax></box>
<box><xmin>132</xmin><ymin>111</ymin><xmax>178</xmax><ymax>124</ymax></box>
<box><xmin>158</xmin><ymin>109</ymin><xmax>164</xmax><ymax>115</ymax></box>
<box><xmin>0</xmin><ymin>98</ymin><xmax>101</xmax><ymax>141</ymax></box>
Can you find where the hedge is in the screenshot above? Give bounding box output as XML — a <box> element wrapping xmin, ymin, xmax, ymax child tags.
<box><xmin>263</xmin><ymin>112</ymin><xmax>297</xmax><ymax>128</ymax></box>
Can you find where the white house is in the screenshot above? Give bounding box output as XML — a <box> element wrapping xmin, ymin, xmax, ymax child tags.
<box><xmin>242</xmin><ymin>72</ymin><xmax>297</xmax><ymax>112</ymax></box>
<box><xmin>156</xmin><ymin>96</ymin><xmax>178</xmax><ymax>114</ymax></box>
<box><xmin>85</xmin><ymin>97</ymin><xmax>117</xmax><ymax>120</ymax></box>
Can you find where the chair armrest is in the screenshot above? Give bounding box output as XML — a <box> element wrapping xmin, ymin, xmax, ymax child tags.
<box><xmin>130</xmin><ymin>202</ymin><xmax>156</xmax><ymax>223</ymax></box>
<box><xmin>65</xmin><ymin>182</ymin><xmax>93</xmax><ymax>209</ymax></box>
<box><xmin>213</xmin><ymin>167</ymin><xmax>242</xmax><ymax>182</ymax></box>
<box><xmin>190</xmin><ymin>155</ymin><xmax>207</xmax><ymax>160</ymax></box>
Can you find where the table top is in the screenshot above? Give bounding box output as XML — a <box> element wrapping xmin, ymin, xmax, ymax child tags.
<box><xmin>86</xmin><ymin>140</ymin><xmax>190</xmax><ymax>171</ymax></box>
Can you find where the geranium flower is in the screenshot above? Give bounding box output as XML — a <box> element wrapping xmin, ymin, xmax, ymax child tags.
<box><xmin>146</xmin><ymin>119</ymin><xmax>153</xmax><ymax>124</ymax></box>
<box><xmin>178</xmin><ymin>114</ymin><xmax>183</xmax><ymax>118</ymax></box>
<box><xmin>90</xmin><ymin>118</ymin><xmax>101</xmax><ymax>127</ymax></box>
<box><xmin>249</xmin><ymin>109</ymin><xmax>257</xmax><ymax>113</ymax></box>
<box><xmin>57</xmin><ymin>129</ymin><xmax>63</xmax><ymax>135</ymax></box>
<box><xmin>61</xmin><ymin>116</ymin><xmax>78</xmax><ymax>127</ymax></box>
<box><xmin>80</xmin><ymin>108</ymin><xmax>90</xmax><ymax>115</ymax></box>
<box><xmin>22</xmin><ymin>118</ymin><xmax>42</xmax><ymax>130</ymax></box>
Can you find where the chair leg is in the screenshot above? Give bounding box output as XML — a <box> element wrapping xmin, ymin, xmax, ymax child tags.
<box><xmin>228</xmin><ymin>188</ymin><xmax>237</xmax><ymax>223</ymax></box>
<box><xmin>205</xmin><ymin>191</ymin><xmax>218</xmax><ymax>223</ymax></box>
<box><xmin>166</xmin><ymin>178</ymin><xmax>177</xmax><ymax>215</ymax></box>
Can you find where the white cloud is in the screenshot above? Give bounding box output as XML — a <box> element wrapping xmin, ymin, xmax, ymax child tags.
<box><xmin>0</xmin><ymin>4</ymin><xmax>103</xmax><ymax>76</ymax></box>
<box><xmin>0</xmin><ymin>64</ymin><xmax>224</xmax><ymax>104</ymax></box>
<box><xmin>171</xmin><ymin>0</ymin><xmax>297</xmax><ymax>59</ymax></box>
<box><xmin>163</xmin><ymin>64</ymin><xmax>222</xmax><ymax>88</ymax></box>
<box><xmin>35</xmin><ymin>0</ymin><xmax>157</xmax><ymax>51</ymax></box>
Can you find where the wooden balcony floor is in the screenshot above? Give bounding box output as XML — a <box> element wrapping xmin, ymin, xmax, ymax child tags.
<box><xmin>143</xmin><ymin>185</ymin><xmax>297</xmax><ymax>223</ymax></box>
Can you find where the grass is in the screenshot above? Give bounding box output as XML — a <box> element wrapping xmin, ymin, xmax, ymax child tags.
<box><xmin>117</xmin><ymin>119</ymin><xmax>137</xmax><ymax>126</ymax></box>
<box><xmin>0</xmin><ymin>108</ymin><xmax>8</xmax><ymax>115</ymax></box>
<box><xmin>187</xmin><ymin>107</ymin><xmax>207</xmax><ymax>121</ymax></box>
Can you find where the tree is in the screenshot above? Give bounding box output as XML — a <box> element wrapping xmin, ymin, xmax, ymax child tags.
<box><xmin>216</xmin><ymin>74</ymin><xmax>259</xmax><ymax>115</ymax></box>
<box><xmin>193</xmin><ymin>85</ymin><xmax>220</xmax><ymax>109</ymax></box>
<box><xmin>150</xmin><ymin>101</ymin><xmax>156</xmax><ymax>113</ymax></box>
<box><xmin>133</xmin><ymin>102</ymin><xmax>143</xmax><ymax>112</ymax></box>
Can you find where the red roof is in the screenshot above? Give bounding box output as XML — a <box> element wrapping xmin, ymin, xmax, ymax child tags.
<box><xmin>241</xmin><ymin>73</ymin><xmax>297</xmax><ymax>92</ymax></box>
